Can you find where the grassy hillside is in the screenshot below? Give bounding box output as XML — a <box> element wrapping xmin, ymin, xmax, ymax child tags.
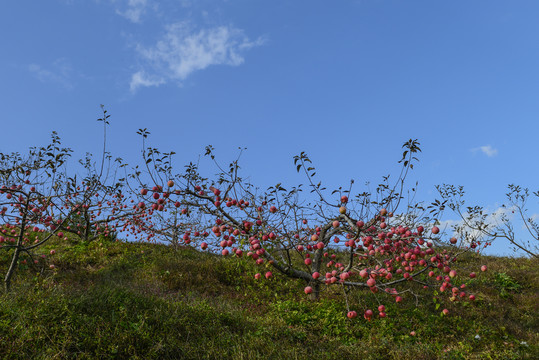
<box><xmin>0</xmin><ymin>238</ymin><xmax>537</xmax><ymax>359</ymax></box>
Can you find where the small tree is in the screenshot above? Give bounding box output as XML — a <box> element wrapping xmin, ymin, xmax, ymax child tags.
<box><xmin>0</xmin><ymin>107</ymin><xmax>135</xmax><ymax>292</ymax></box>
<box><xmin>435</xmin><ymin>183</ymin><xmax>538</xmax><ymax>258</ymax></box>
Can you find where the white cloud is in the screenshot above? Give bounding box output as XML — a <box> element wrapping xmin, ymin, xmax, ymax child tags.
<box><xmin>28</xmin><ymin>58</ymin><xmax>74</xmax><ymax>89</ymax></box>
<box><xmin>116</xmin><ymin>0</ymin><xmax>148</xmax><ymax>23</ymax></box>
<box><xmin>438</xmin><ymin>205</ymin><xmax>515</xmax><ymax>245</ymax></box>
<box><xmin>130</xmin><ymin>22</ymin><xmax>264</xmax><ymax>92</ymax></box>
<box><xmin>129</xmin><ymin>71</ymin><xmax>165</xmax><ymax>92</ymax></box>
<box><xmin>472</xmin><ymin>145</ymin><xmax>498</xmax><ymax>157</ymax></box>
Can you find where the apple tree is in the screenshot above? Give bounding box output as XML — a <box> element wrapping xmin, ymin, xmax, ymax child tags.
<box><xmin>131</xmin><ymin>134</ymin><xmax>483</xmax><ymax>319</ymax></box>
<box><xmin>0</xmin><ymin>107</ymin><xmax>137</xmax><ymax>292</ymax></box>
<box><xmin>434</xmin><ymin>183</ymin><xmax>538</xmax><ymax>258</ymax></box>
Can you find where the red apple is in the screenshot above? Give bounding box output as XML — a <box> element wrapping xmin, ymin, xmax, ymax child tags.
<box><xmin>364</xmin><ymin>309</ymin><xmax>373</xmax><ymax>320</ymax></box>
<box><xmin>442</xmin><ymin>309</ymin><xmax>449</xmax><ymax>315</ymax></box>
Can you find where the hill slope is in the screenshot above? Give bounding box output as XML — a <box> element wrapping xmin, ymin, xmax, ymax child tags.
<box><xmin>0</xmin><ymin>239</ymin><xmax>537</xmax><ymax>359</ymax></box>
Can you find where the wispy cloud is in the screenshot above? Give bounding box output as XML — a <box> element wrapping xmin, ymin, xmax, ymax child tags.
<box><xmin>130</xmin><ymin>71</ymin><xmax>165</xmax><ymax>90</ymax></box>
<box><xmin>28</xmin><ymin>58</ymin><xmax>74</xmax><ymax>89</ymax></box>
<box><xmin>116</xmin><ymin>0</ymin><xmax>148</xmax><ymax>23</ymax></box>
<box><xmin>130</xmin><ymin>22</ymin><xmax>264</xmax><ymax>92</ymax></box>
<box><xmin>471</xmin><ymin>145</ymin><xmax>498</xmax><ymax>157</ymax></box>
<box><xmin>438</xmin><ymin>206</ymin><xmax>514</xmax><ymax>245</ymax></box>
<box><xmin>527</xmin><ymin>213</ymin><xmax>538</xmax><ymax>226</ymax></box>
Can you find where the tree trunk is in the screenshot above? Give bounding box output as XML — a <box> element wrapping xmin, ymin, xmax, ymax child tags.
<box><xmin>4</xmin><ymin>246</ymin><xmax>21</xmax><ymax>293</ymax></box>
<box><xmin>309</xmin><ymin>280</ymin><xmax>321</xmax><ymax>301</ymax></box>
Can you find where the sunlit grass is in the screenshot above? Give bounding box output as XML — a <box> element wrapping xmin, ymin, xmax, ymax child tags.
<box><xmin>0</xmin><ymin>238</ymin><xmax>537</xmax><ymax>359</ymax></box>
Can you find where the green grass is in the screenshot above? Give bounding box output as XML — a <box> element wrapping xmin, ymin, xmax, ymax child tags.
<box><xmin>0</xmin><ymin>239</ymin><xmax>537</xmax><ymax>359</ymax></box>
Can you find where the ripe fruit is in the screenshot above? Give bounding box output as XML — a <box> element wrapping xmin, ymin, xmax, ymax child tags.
<box><xmin>265</xmin><ymin>271</ymin><xmax>273</xmax><ymax>279</ymax></box>
<box><xmin>140</xmin><ymin>189</ymin><xmax>148</xmax><ymax>195</ymax></box>
<box><xmin>167</xmin><ymin>180</ymin><xmax>174</xmax><ymax>187</ymax></box>
<box><xmin>364</xmin><ymin>309</ymin><xmax>373</xmax><ymax>320</ymax></box>
<box><xmin>254</xmin><ymin>273</ymin><xmax>261</xmax><ymax>280</ymax></box>
<box><xmin>312</xmin><ymin>272</ymin><xmax>320</xmax><ymax>279</ymax></box>
<box><xmin>341</xmin><ymin>196</ymin><xmax>348</xmax><ymax>203</ymax></box>
<box><xmin>442</xmin><ymin>309</ymin><xmax>449</xmax><ymax>315</ymax></box>
<box><xmin>450</xmin><ymin>237</ymin><xmax>457</xmax><ymax>244</ymax></box>
<box><xmin>481</xmin><ymin>265</ymin><xmax>487</xmax><ymax>272</ymax></box>
<box><xmin>339</xmin><ymin>206</ymin><xmax>347</xmax><ymax>214</ymax></box>
<box><xmin>347</xmin><ymin>311</ymin><xmax>357</xmax><ymax>319</ymax></box>
<box><xmin>469</xmin><ymin>272</ymin><xmax>476</xmax><ymax>278</ymax></box>
<box><xmin>304</xmin><ymin>286</ymin><xmax>313</xmax><ymax>294</ymax></box>
<box><xmin>431</xmin><ymin>226</ymin><xmax>440</xmax><ymax>234</ymax></box>
<box><xmin>395</xmin><ymin>296</ymin><xmax>403</xmax><ymax>303</ymax></box>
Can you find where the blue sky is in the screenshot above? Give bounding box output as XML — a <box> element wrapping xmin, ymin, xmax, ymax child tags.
<box><xmin>1</xmin><ymin>0</ymin><xmax>538</xmax><ymax>256</ymax></box>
